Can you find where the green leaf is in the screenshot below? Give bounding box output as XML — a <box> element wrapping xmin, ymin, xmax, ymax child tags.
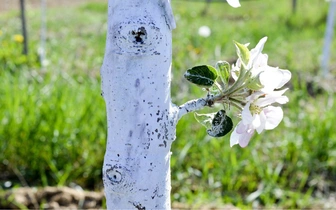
<box><xmin>184</xmin><ymin>65</ymin><xmax>218</xmax><ymax>87</ymax></box>
<box><xmin>194</xmin><ymin>112</ymin><xmax>215</xmax><ymax>129</ymax></box>
<box><xmin>216</xmin><ymin>61</ymin><xmax>231</xmax><ymax>86</ymax></box>
<box><xmin>247</xmin><ymin>71</ymin><xmax>264</xmax><ymax>91</ymax></box>
<box><xmin>207</xmin><ymin>110</ymin><xmax>233</xmax><ymax>137</ymax></box>
<box><xmin>234</xmin><ymin>41</ymin><xmax>250</xmax><ymax>67</ymax></box>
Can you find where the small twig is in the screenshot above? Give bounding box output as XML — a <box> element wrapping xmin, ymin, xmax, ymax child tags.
<box><xmin>10</xmin><ymin>165</ymin><xmax>39</xmax><ymax>209</ymax></box>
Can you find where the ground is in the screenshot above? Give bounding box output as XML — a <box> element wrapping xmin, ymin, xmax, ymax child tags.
<box><xmin>1</xmin><ymin>187</ymin><xmax>243</xmax><ymax>209</ymax></box>
<box><xmin>0</xmin><ymin>187</ymin><xmax>104</xmax><ymax>209</ymax></box>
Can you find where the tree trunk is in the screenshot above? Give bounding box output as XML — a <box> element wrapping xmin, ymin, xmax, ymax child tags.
<box><xmin>100</xmin><ymin>0</ymin><xmax>177</xmax><ymax>209</ymax></box>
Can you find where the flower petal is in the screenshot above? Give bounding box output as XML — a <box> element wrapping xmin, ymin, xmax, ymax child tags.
<box><xmin>242</xmin><ymin>102</ymin><xmax>253</xmax><ymax>125</ymax></box>
<box><xmin>230</xmin><ymin>124</ymin><xmax>241</xmax><ymax>147</ymax></box>
<box><xmin>256</xmin><ymin>89</ymin><xmax>289</xmax><ymax>107</ymax></box>
<box><xmin>251</xmin><ymin>114</ymin><xmax>261</xmax><ymax>129</ymax></box>
<box><xmin>230</xmin><ymin>121</ymin><xmax>254</xmax><ymax>147</ymax></box>
<box><xmin>259</xmin><ymin>67</ymin><xmax>291</xmax><ymax>93</ymax></box>
<box><xmin>248</xmin><ymin>37</ymin><xmax>268</xmax><ymax>68</ymax></box>
<box><xmin>263</xmin><ymin>106</ymin><xmax>283</xmax><ymax>130</ymax></box>
<box><xmin>256</xmin><ymin>111</ymin><xmax>266</xmax><ymax>134</ymax></box>
<box><xmin>274</xmin><ymin>69</ymin><xmax>291</xmax><ymax>89</ymax></box>
<box><xmin>239</xmin><ymin>126</ymin><xmax>255</xmax><ymax>147</ymax></box>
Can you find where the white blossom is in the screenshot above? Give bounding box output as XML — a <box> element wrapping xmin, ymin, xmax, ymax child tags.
<box><xmin>226</xmin><ymin>0</ymin><xmax>241</xmax><ymax>8</ymax></box>
<box><xmin>230</xmin><ymin>89</ymin><xmax>288</xmax><ymax>147</ymax></box>
<box><xmin>198</xmin><ymin>26</ymin><xmax>211</xmax><ymax>37</ymax></box>
<box><xmin>231</xmin><ymin>37</ymin><xmax>291</xmax><ymax>93</ymax></box>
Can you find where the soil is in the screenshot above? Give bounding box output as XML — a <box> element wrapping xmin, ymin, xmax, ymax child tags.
<box><xmin>0</xmin><ymin>186</ymin><xmax>104</xmax><ymax>209</ymax></box>
<box><xmin>0</xmin><ymin>186</ymin><xmax>242</xmax><ymax>209</ymax></box>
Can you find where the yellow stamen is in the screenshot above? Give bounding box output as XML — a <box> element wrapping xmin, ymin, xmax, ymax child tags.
<box><xmin>250</xmin><ymin>104</ymin><xmax>262</xmax><ymax>115</ymax></box>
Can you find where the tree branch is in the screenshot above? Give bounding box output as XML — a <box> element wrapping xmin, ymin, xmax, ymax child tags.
<box><xmin>177</xmin><ymin>96</ymin><xmax>212</xmax><ymax>120</ymax></box>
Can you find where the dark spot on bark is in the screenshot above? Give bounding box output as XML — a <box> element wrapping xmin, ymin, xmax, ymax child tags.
<box><xmin>129</xmin><ymin>130</ymin><xmax>133</xmax><ymax>137</ymax></box>
<box><xmin>132</xmin><ymin>202</ymin><xmax>146</xmax><ymax>210</ymax></box>
<box><xmin>164</xmin><ymin>140</ymin><xmax>167</xmax><ymax>148</ymax></box>
<box><xmin>155</xmin><ymin>129</ymin><xmax>158</xmax><ymax>132</ymax></box>
<box><xmin>156</xmin><ymin>110</ymin><xmax>160</xmax><ymax>115</ymax></box>
<box><xmin>135</xmin><ymin>78</ymin><xmax>140</xmax><ymax>87</ymax></box>
<box><xmin>117</xmin><ymin>154</ymin><xmax>120</xmax><ymax>157</ymax></box>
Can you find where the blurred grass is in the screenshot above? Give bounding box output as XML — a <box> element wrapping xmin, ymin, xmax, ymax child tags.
<box><xmin>0</xmin><ymin>0</ymin><xmax>336</xmax><ymax>208</ymax></box>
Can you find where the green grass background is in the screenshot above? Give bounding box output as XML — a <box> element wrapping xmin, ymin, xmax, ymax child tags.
<box><xmin>1</xmin><ymin>0</ymin><xmax>336</xmax><ymax>208</ymax></box>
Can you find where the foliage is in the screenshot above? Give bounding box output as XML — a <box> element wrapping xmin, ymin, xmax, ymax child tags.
<box><xmin>0</xmin><ymin>0</ymin><xmax>335</xmax><ymax>208</ymax></box>
<box><xmin>0</xmin><ymin>31</ymin><xmax>40</xmax><ymax>72</ymax></box>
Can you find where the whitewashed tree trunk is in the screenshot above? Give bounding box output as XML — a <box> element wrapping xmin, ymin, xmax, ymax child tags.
<box><xmin>101</xmin><ymin>0</ymin><xmax>178</xmax><ymax>209</ymax></box>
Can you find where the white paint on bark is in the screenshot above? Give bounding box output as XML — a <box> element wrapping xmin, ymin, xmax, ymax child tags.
<box><xmin>101</xmin><ymin>0</ymin><xmax>211</xmax><ymax>208</ymax></box>
<box><xmin>101</xmin><ymin>0</ymin><xmax>179</xmax><ymax>209</ymax></box>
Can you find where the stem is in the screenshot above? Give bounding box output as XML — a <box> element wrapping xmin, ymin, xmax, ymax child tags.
<box><xmin>228</xmin><ymin>97</ymin><xmax>245</xmax><ymax>109</ymax></box>
<box><xmin>214</xmin><ymin>81</ymin><xmax>223</xmax><ymax>92</ymax></box>
<box><xmin>177</xmin><ymin>68</ymin><xmax>251</xmax><ymax>120</ymax></box>
<box><xmin>223</xmin><ymin>67</ymin><xmax>250</xmax><ymax>96</ymax></box>
<box><xmin>177</xmin><ymin>97</ymin><xmax>207</xmax><ymax>120</ymax></box>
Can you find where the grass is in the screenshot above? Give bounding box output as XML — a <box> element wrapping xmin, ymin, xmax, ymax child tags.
<box><xmin>1</xmin><ymin>0</ymin><xmax>336</xmax><ymax>208</ymax></box>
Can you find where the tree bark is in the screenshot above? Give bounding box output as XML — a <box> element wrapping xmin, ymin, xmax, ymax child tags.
<box><xmin>101</xmin><ymin>0</ymin><xmax>177</xmax><ymax>209</ymax></box>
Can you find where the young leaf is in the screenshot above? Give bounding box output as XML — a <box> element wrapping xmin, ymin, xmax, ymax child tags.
<box><xmin>234</xmin><ymin>41</ymin><xmax>250</xmax><ymax>67</ymax></box>
<box><xmin>207</xmin><ymin>110</ymin><xmax>233</xmax><ymax>137</ymax></box>
<box><xmin>194</xmin><ymin>112</ymin><xmax>215</xmax><ymax>129</ymax></box>
<box><xmin>247</xmin><ymin>71</ymin><xmax>264</xmax><ymax>91</ymax></box>
<box><xmin>184</xmin><ymin>65</ymin><xmax>218</xmax><ymax>87</ymax></box>
<box><xmin>216</xmin><ymin>61</ymin><xmax>231</xmax><ymax>86</ymax></box>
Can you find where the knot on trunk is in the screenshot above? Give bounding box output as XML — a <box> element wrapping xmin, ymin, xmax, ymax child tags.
<box><xmin>110</xmin><ymin>17</ymin><xmax>163</xmax><ymax>56</ymax></box>
<box><xmin>103</xmin><ymin>164</ymin><xmax>134</xmax><ymax>195</ymax></box>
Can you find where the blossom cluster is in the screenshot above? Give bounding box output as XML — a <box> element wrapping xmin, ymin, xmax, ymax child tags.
<box><xmin>183</xmin><ymin>0</ymin><xmax>291</xmax><ymax>148</ymax></box>
<box><xmin>183</xmin><ymin>36</ymin><xmax>291</xmax><ymax>148</ymax></box>
<box><xmin>229</xmin><ymin>37</ymin><xmax>291</xmax><ymax>147</ymax></box>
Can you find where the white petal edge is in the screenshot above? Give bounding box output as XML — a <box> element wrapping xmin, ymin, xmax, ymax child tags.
<box><xmin>264</xmin><ymin>106</ymin><xmax>284</xmax><ymax>130</ymax></box>
<box><xmin>230</xmin><ymin>124</ymin><xmax>240</xmax><ymax>147</ymax></box>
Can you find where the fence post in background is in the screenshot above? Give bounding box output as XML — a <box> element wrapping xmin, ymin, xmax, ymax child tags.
<box><xmin>39</xmin><ymin>0</ymin><xmax>47</xmax><ymax>68</ymax></box>
<box><xmin>19</xmin><ymin>0</ymin><xmax>28</xmax><ymax>55</ymax></box>
<box><xmin>321</xmin><ymin>0</ymin><xmax>336</xmax><ymax>77</ymax></box>
<box><xmin>292</xmin><ymin>0</ymin><xmax>297</xmax><ymax>14</ymax></box>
